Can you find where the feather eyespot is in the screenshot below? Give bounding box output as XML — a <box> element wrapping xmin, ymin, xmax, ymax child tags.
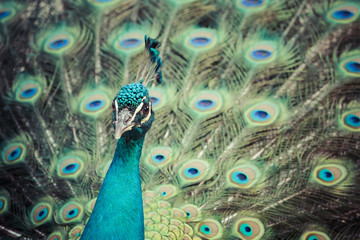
<box><xmin>340</xmin><ymin>56</ymin><xmax>360</xmax><ymax>77</ymax></box>
<box><xmin>0</xmin><ymin>193</ymin><xmax>9</xmax><ymax>215</ymax></box>
<box><xmin>30</xmin><ymin>203</ymin><xmax>52</xmax><ymax>226</ymax></box>
<box><xmin>345</xmin><ymin>114</ymin><xmax>360</xmax><ymax>127</ymax></box>
<box><xmin>0</xmin><ymin>198</ymin><xmax>5</xmax><ymax>213</ymax></box>
<box><xmin>69</xmin><ymin>225</ymin><xmax>84</xmax><ymax>238</ymax></box>
<box><xmin>66</xmin><ymin>208</ymin><xmax>78</xmax><ymax>218</ymax></box>
<box><xmin>345</xmin><ymin>61</ymin><xmax>360</xmax><ymax>73</ymax></box>
<box><xmin>13</xmin><ymin>72</ymin><xmax>43</xmax><ymax>104</ymax></box>
<box><xmin>15</xmin><ymin>81</ymin><xmax>42</xmax><ymax>104</ymax></box>
<box><xmin>178</xmin><ymin>159</ymin><xmax>214</xmax><ymax>187</ymax></box>
<box><xmin>184</xmin><ymin>28</ymin><xmax>217</xmax><ymax>52</ymax></box>
<box><xmin>240</xmin><ymin>0</ymin><xmax>264</xmax><ymax>7</ymax></box>
<box><xmin>0</xmin><ymin>7</ymin><xmax>15</xmax><ymax>23</ymax></box>
<box><xmin>1</xmin><ymin>143</ymin><xmax>26</xmax><ymax>165</ymax></box>
<box><xmin>237</xmin><ymin>0</ymin><xmax>266</xmax><ymax>10</ymax></box>
<box><xmin>327</xmin><ymin>4</ymin><xmax>359</xmax><ymax>23</ymax></box>
<box><xmin>0</xmin><ymin>10</ymin><xmax>11</xmax><ymax>19</ymax></box>
<box><xmin>184</xmin><ymin>167</ymin><xmax>200</xmax><ymax>178</ymax></box>
<box><xmin>21</xmin><ymin>88</ymin><xmax>37</xmax><ymax>98</ymax></box>
<box><xmin>44</xmin><ymin>33</ymin><xmax>74</xmax><ymax>54</ymax></box>
<box><xmin>250</xmin><ymin>110</ymin><xmax>270</xmax><ymax>121</ymax></box>
<box><xmin>152</xmin><ymin>154</ymin><xmax>165</xmax><ymax>163</ymax></box>
<box><xmin>300</xmin><ymin>230</ymin><xmax>330</xmax><ymax>240</ymax></box>
<box><xmin>64</xmin><ymin>163</ymin><xmax>79</xmax><ymax>174</ymax></box>
<box><xmin>57</xmin><ymin>155</ymin><xmax>84</xmax><ymax>179</ymax></box>
<box><xmin>7</xmin><ymin>147</ymin><xmax>21</xmax><ymax>161</ymax></box>
<box><xmin>144</xmin><ymin>146</ymin><xmax>173</xmax><ymax>169</ymax></box>
<box><xmin>245</xmin><ymin>102</ymin><xmax>280</xmax><ymax>126</ymax></box>
<box><xmin>339</xmin><ymin>110</ymin><xmax>360</xmax><ymax>131</ymax></box>
<box><xmin>195</xmin><ymin>99</ymin><xmax>216</xmax><ymax>111</ymax></box>
<box><xmin>148</xmin><ymin>88</ymin><xmax>166</xmax><ymax>109</ymax></box>
<box><xmin>333</xmin><ymin>10</ymin><xmax>354</xmax><ymax>19</ymax></box>
<box><xmin>312</xmin><ymin>163</ymin><xmax>347</xmax><ymax>186</ymax></box>
<box><xmin>49</xmin><ymin>38</ymin><xmax>69</xmax><ymax>50</ymax></box>
<box><xmin>114</xmin><ymin>32</ymin><xmax>144</xmax><ymax>54</ymax></box>
<box><xmin>87</xmin><ymin>100</ymin><xmax>105</xmax><ymax>111</ymax></box>
<box><xmin>120</xmin><ymin>38</ymin><xmax>142</xmax><ymax>49</ymax></box>
<box><xmin>47</xmin><ymin>232</ymin><xmax>63</xmax><ymax>240</ymax></box>
<box><xmin>79</xmin><ymin>90</ymin><xmax>111</xmax><ymax>118</ymax></box>
<box><xmin>150</xmin><ymin>97</ymin><xmax>160</xmax><ymax>106</ymax></box>
<box><xmin>58</xmin><ymin>202</ymin><xmax>83</xmax><ymax>223</ymax></box>
<box><xmin>59</xmin><ymin>159</ymin><xmax>81</xmax><ymax>176</ymax></box>
<box><xmin>195</xmin><ymin>219</ymin><xmax>223</xmax><ymax>239</ymax></box>
<box><xmin>155</xmin><ymin>184</ymin><xmax>179</xmax><ymax>199</ymax></box>
<box><xmin>226</xmin><ymin>164</ymin><xmax>261</xmax><ymax>189</ymax></box>
<box><xmin>233</xmin><ymin>217</ymin><xmax>265</xmax><ymax>240</ymax></box>
<box><xmin>250</xmin><ymin>50</ymin><xmax>272</xmax><ymax>60</ymax></box>
<box><xmin>36</xmin><ymin>208</ymin><xmax>48</xmax><ymax>221</ymax></box>
<box><xmin>190</xmin><ymin>37</ymin><xmax>211</xmax><ymax>48</ymax></box>
<box><xmin>201</xmin><ymin>225</ymin><xmax>211</xmax><ymax>234</ymax></box>
<box><xmin>190</xmin><ymin>91</ymin><xmax>223</xmax><ymax>115</ymax></box>
<box><xmin>180</xmin><ymin>204</ymin><xmax>200</xmax><ymax>222</ymax></box>
<box><xmin>235</xmin><ymin>172</ymin><xmax>248</xmax><ymax>183</ymax></box>
<box><xmin>246</xmin><ymin>42</ymin><xmax>276</xmax><ymax>63</ymax></box>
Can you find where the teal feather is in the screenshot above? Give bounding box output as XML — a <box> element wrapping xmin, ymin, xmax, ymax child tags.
<box><xmin>81</xmin><ymin>137</ymin><xmax>146</xmax><ymax>239</ymax></box>
<box><xmin>1</xmin><ymin>0</ymin><xmax>360</xmax><ymax>239</ymax></box>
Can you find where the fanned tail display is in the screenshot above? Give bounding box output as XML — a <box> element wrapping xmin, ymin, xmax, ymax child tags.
<box><xmin>0</xmin><ymin>0</ymin><xmax>360</xmax><ymax>239</ymax></box>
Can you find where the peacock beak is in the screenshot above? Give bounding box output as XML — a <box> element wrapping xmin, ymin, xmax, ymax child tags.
<box><xmin>114</xmin><ymin>97</ymin><xmax>146</xmax><ymax>139</ymax></box>
<box><xmin>114</xmin><ymin>108</ymin><xmax>136</xmax><ymax>139</ymax></box>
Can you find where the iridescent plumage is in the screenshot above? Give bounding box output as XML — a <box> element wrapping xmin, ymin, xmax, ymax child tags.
<box><xmin>0</xmin><ymin>0</ymin><xmax>360</xmax><ymax>239</ymax></box>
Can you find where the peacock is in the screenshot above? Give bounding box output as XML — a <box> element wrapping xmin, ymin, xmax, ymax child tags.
<box><xmin>81</xmin><ymin>36</ymin><xmax>162</xmax><ymax>239</ymax></box>
<box><xmin>0</xmin><ymin>0</ymin><xmax>360</xmax><ymax>239</ymax></box>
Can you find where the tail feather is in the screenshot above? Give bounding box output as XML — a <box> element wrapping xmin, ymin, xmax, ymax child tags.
<box><xmin>1</xmin><ymin>0</ymin><xmax>360</xmax><ymax>239</ymax></box>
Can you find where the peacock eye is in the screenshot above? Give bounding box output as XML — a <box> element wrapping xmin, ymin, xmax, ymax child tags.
<box><xmin>142</xmin><ymin>104</ymin><xmax>149</xmax><ymax>116</ymax></box>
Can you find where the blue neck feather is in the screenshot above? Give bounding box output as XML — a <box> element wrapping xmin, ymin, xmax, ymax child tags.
<box><xmin>81</xmin><ymin>136</ymin><xmax>145</xmax><ymax>240</ymax></box>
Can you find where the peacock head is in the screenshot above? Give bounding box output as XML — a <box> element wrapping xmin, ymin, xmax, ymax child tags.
<box><xmin>112</xmin><ymin>83</ymin><xmax>154</xmax><ymax>140</ymax></box>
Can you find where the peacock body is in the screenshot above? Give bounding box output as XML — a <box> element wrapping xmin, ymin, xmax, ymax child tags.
<box><xmin>1</xmin><ymin>0</ymin><xmax>360</xmax><ymax>239</ymax></box>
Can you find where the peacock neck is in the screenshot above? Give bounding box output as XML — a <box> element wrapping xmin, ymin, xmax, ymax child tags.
<box><xmin>113</xmin><ymin>137</ymin><xmax>144</xmax><ymax>168</ymax></box>
<box><xmin>81</xmin><ymin>136</ymin><xmax>145</xmax><ymax>240</ymax></box>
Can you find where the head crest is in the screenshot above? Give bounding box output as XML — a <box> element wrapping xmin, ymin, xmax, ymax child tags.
<box><xmin>137</xmin><ymin>35</ymin><xmax>163</xmax><ymax>87</ymax></box>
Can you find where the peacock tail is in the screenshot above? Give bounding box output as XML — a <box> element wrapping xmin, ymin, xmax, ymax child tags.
<box><xmin>1</xmin><ymin>0</ymin><xmax>360</xmax><ymax>239</ymax></box>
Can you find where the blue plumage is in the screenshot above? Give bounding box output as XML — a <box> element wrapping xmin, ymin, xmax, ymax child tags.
<box><xmin>81</xmin><ymin>137</ymin><xmax>146</xmax><ymax>239</ymax></box>
<box><xmin>0</xmin><ymin>0</ymin><xmax>360</xmax><ymax>239</ymax></box>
